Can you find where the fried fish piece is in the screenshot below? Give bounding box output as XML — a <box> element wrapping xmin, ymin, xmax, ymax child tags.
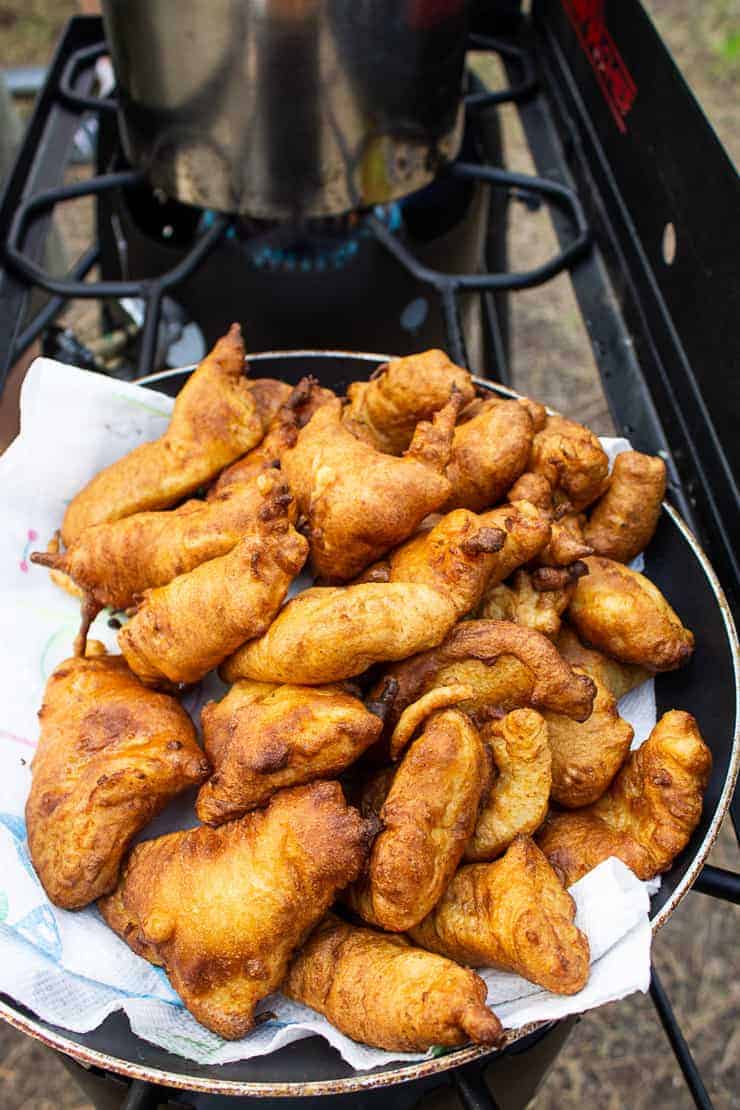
<box><xmin>537</xmin><ymin>710</ymin><xmax>712</xmax><ymax>885</ymax></box>
<box><xmin>33</xmin><ymin>470</ymin><xmax>295</xmax><ymax>616</ymax></box>
<box><xmin>343</xmin><ymin>348</ymin><xmax>474</xmax><ymax>454</ymax></box>
<box><xmin>568</xmin><ymin>556</ymin><xmax>694</xmax><ymax>671</ymax></box>
<box><xmin>284</xmin><ymin>914</ymin><xmax>503</xmax><ymax>1051</ymax></box>
<box><xmin>461</xmin><ymin>393</ymin><xmax>547</xmax><ymax>433</ymax></box>
<box><xmin>346</xmin><ymin>709</ymin><xmax>489</xmax><ymax>931</ymax></box>
<box><xmin>443</xmin><ymin>398</ymin><xmax>534</xmax><ymax>511</ymax></box>
<box><xmin>538</xmin><ymin>513</ymin><xmax>593</xmax><ymax>568</ymax></box>
<box><xmin>358</xmin><ymin>501</ymin><xmax>551</xmax><ymax>614</ymax></box>
<box><xmin>376</xmin><ymin>620</ymin><xmax>596</xmax><ymax>732</ymax></box>
<box><xmin>26</xmin><ymin>653</ymin><xmax>209</xmax><ymax>910</ymax></box>
<box><xmin>584</xmin><ymin>450</ymin><xmax>667</xmax><ymax>563</ymax></box>
<box><xmin>195</xmin><ymin>681</ymin><xmax>383</xmax><ymax>823</ymax></box>
<box><xmin>282</xmin><ymin>394</ymin><xmax>461</xmax><ymax>581</ymax></box>
<box><xmin>507</xmin><ymin>473</ymin><xmax>593</xmax><ymax>567</ymax></box>
<box><xmin>544</xmin><ymin>670</ymin><xmax>634</xmax><ymax>808</ymax></box>
<box><xmin>465</xmin><ymin>709</ymin><xmax>551</xmax><ymax>861</ymax></box>
<box><xmin>119</xmin><ymin>472</ymin><xmax>308</xmax><ymax>686</ymax></box>
<box><xmin>409</xmin><ymin>836</ymin><xmax>590</xmax><ymax>994</ymax></box>
<box><xmin>99</xmin><ymin>781</ymin><xmax>372</xmax><ymax>1040</ymax></box>
<box><xmin>208</xmin><ymin>377</ymin><xmax>335</xmax><ymax>498</ymax></box>
<box><xmin>246</xmin><ymin>378</ymin><xmax>293</xmax><ymax>427</ymax></box>
<box><xmin>221</xmin><ymin>582</ymin><xmax>458</xmax><ymax>686</ymax></box>
<box><xmin>356</xmin><ymin>508</ymin><xmax>505</xmax><ymax>616</ymax></box>
<box><xmin>529</xmin><ymin>415</ymin><xmax>610</xmax><ymax>512</ymax></box>
<box><xmin>556</xmin><ymin>624</ymin><xmax>649</xmax><ymax>701</ymax></box>
<box><xmin>477</xmin><ymin>568</ymin><xmax>576</xmax><ymax>641</ymax></box>
<box><xmin>61</xmin><ymin>324</ymin><xmax>262</xmax><ymax>545</ymax></box>
<box><xmin>388</xmin><ymin>684</ymin><xmax>475</xmax><ymax>760</ymax></box>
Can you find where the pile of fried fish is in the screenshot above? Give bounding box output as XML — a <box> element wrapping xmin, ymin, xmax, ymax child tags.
<box><xmin>26</xmin><ymin>323</ymin><xmax>711</xmax><ymax>1052</ymax></box>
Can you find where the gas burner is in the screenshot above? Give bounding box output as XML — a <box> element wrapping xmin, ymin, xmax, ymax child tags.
<box><xmin>201</xmin><ymin>202</ymin><xmax>403</xmax><ymax>274</ymax></box>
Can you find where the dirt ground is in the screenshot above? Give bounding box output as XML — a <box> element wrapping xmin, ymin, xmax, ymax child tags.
<box><xmin>0</xmin><ymin>2</ymin><xmax>738</xmax><ymax>1108</ymax></box>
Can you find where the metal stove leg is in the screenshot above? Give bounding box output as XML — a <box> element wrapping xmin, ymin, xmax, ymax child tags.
<box><xmin>650</xmin><ymin>969</ymin><xmax>713</xmax><ymax>1110</ymax></box>
<box><xmin>693</xmin><ymin>865</ymin><xmax>740</xmax><ymax>904</ymax></box>
<box><xmin>452</xmin><ymin>1064</ymin><xmax>502</xmax><ymax>1110</ymax></box>
<box><xmin>120</xmin><ymin>1078</ymin><xmax>160</xmax><ymax>1110</ymax></box>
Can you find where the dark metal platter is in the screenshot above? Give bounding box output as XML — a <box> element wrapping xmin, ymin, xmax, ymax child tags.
<box><xmin>0</xmin><ymin>351</ymin><xmax>737</xmax><ymax>1097</ymax></box>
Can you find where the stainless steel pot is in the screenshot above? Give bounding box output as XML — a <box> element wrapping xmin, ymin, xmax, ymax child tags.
<box><xmin>101</xmin><ymin>0</ymin><xmax>469</xmax><ymax>219</ymax></box>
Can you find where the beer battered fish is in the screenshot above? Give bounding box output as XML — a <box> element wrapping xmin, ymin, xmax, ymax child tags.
<box><xmin>343</xmin><ymin>348</ymin><xmax>474</xmax><ymax>454</ymax></box>
<box><xmin>33</xmin><ymin>469</ymin><xmax>296</xmax><ymax>618</ymax></box>
<box><xmin>409</xmin><ymin>836</ymin><xmax>590</xmax><ymax>995</ymax></box>
<box><xmin>284</xmin><ymin>914</ymin><xmax>503</xmax><ymax>1052</ymax></box>
<box><xmin>465</xmin><ymin>709</ymin><xmax>551</xmax><ymax>861</ymax></box>
<box><xmin>221</xmin><ymin>582</ymin><xmax>458</xmax><ymax>686</ymax></box>
<box><xmin>61</xmin><ymin>324</ymin><xmax>262</xmax><ymax>545</ymax></box>
<box><xmin>556</xmin><ymin>624</ymin><xmax>649</xmax><ymax>702</ymax></box>
<box><xmin>538</xmin><ymin>710</ymin><xmax>712</xmax><ymax>885</ymax></box>
<box><xmin>119</xmin><ymin>472</ymin><xmax>308</xmax><ymax>686</ymax></box>
<box><xmin>99</xmin><ymin>782</ymin><xmax>373</xmax><ymax>1040</ymax></box>
<box><xmin>545</xmin><ymin>670</ymin><xmax>633</xmax><ymax>808</ymax></box>
<box><xmin>528</xmin><ymin>415</ymin><xmax>610</xmax><ymax>512</ymax></box>
<box><xmin>196</xmin><ymin>681</ymin><xmax>383</xmax><ymax>824</ymax></box>
<box><xmin>477</xmin><ymin>568</ymin><xmax>578</xmax><ymax>641</ymax></box>
<box><xmin>347</xmin><ymin>708</ymin><xmax>489</xmax><ymax>931</ymax></box>
<box><xmin>585</xmin><ymin>450</ymin><xmax>666</xmax><ymax>563</ymax></box>
<box><xmin>443</xmin><ymin>397</ymin><xmax>534</xmax><ymax>511</ymax></box>
<box><xmin>208</xmin><ymin>377</ymin><xmax>335</xmax><ymax>498</ymax></box>
<box><xmin>26</xmin><ymin>653</ymin><xmax>209</xmax><ymax>909</ymax></box>
<box><xmin>282</xmin><ymin>394</ymin><xmax>462</xmax><ymax>582</ymax></box>
<box><xmin>568</xmin><ymin>556</ymin><xmax>694</xmax><ymax>671</ymax></box>
<box><xmin>376</xmin><ymin>620</ymin><xmax>596</xmax><ymax>732</ymax></box>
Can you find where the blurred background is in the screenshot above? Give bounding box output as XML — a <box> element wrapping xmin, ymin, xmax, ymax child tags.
<box><xmin>0</xmin><ymin>1</ymin><xmax>737</xmax><ymax>1107</ymax></box>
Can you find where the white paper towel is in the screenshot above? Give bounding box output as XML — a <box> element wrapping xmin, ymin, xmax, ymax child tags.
<box><xmin>0</xmin><ymin>359</ymin><xmax>657</xmax><ymax>1069</ymax></box>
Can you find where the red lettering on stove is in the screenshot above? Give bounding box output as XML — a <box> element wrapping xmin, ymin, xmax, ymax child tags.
<box><xmin>562</xmin><ymin>0</ymin><xmax>637</xmax><ymax>133</ymax></box>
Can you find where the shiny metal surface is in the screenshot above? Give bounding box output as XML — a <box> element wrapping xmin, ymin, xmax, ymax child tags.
<box><xmin>101</xmin><ymin>0</ymin><xmax>468</xmax><ymax>219</ymax></box>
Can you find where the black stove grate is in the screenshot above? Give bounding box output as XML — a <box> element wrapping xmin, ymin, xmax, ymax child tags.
<box><xmin>0</xmin><ymin>6</ymin><xmax>737</xmax><ymax>1110</ymax></box>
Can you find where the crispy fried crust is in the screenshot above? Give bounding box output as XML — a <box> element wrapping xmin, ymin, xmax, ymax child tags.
<box><xmin>347</xmin><ymin>710</ymin><xmax>489</xmax><ymax>931</ymax></box>
<box><xmin>372</xmin><ymin>508</ymin><xmax>506</xmax><ymax>617</ymax></box>
<box><xmin>34</xmin><ymin>475</ymin><xmax>295</xmax><ymax>614</ymax></box>
<box><xmin>284</xmin><ymin>914</ymin><xmax>503</xmax><ymax>1051</ymax></box>
<box><xmin>529</xmin><ymin>415</ymin><xmax>610</xmax><ymax>511</ymax></box>
<box><xmin>568</xmin><ymin>556</ymin><xmax>694</xmax><ymax>671</ymax></box>
<box><xmin>246</xmin><ymin>378</ymin><xmax>294</xmax><ymax>428</ymax></box>
<box><xmin>537</xmin><ymin>710</ymin><xmax>712</xmax><ymax>885</ymax></box>
<box><xmin>377</xmin><ymin>620</ymin><xmax>596</xmax><ymax>731</ymax></box>
<box><xmin>538</xmin><ymin>513</ymin><xmax>593</xmax><ymax>567</ymax></box>
<box><xmin>444</xmin><ymin>398</ymin><xmax>534</xmax><ymax>511</ymax></box>
<box><xmin>99</xmin><ymin>782</ymin><xmax>373</xmax><ymax>1040</ymax></box>
<box><xmin>545</xmin><ymin>670</ymin><xmax>633</xmax><ymax>808</ymax></box>
<box><xmin>556</xmin><ymin>624</ymin><xmax>649</xmax><ymax>701</ymax></box>
<box><xmin>26</xmin><ymin>655</ymin><xmax>209</xmax><ymax>909</ymax></box>
<box><xmin>196</xmin><ymin>682</ymin><xmax>383</xmax><ymax>823</ymax></box>
<box><xmin>208</xmin><ymin>378</ymin><xmax>335</xmax><ymax>498</ymax></box>
<box><xmin>409</xmin><ymin>836</ymin><xmax>590</xmax><ymax>994</ymax></box>
<box><xmin>61</xmin><ymin>325</ymin><xmax>262</xmax><ymax>545</ymax></box>
<box><xmin>282</xmin><ymin>396</ymin><xmax>461</xmax><ymax>582</ymax></box>
<box><xmin>389</xmin><ymin>685</ymin><xmax>475</xmax><ymax>760</ymax></box>
<box><xmin>483</xmin><ymin>501</ymin><xmax>553</xmax><ymax>582</ymax></box>
<box><xmin>585</xmin><ymin>450</ymin><xmax>666</xmax><ymax>563</ymax></box>
<box><xmin>221</xmin><ymin>583</ymin><xmax>458</xmax><ymax>686</ymax></box>
<box><xmin>465</xmin><ymin>709</ymin><xmax>551</xmax><ymax>861</ymax></box>
<box><xmin>478</xmin><ymin>568</ymin><xmax>575</xmax><ymax>641</ymax></box>
<box><xmin>343</xmin><ymin>349</ymin><xmax>474</xmax><ymax>454</ymax></box>
<box><xmin>118</xmin><ymin>472</ymin><xmax>308</xmax><ymax>686</ymax></box>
